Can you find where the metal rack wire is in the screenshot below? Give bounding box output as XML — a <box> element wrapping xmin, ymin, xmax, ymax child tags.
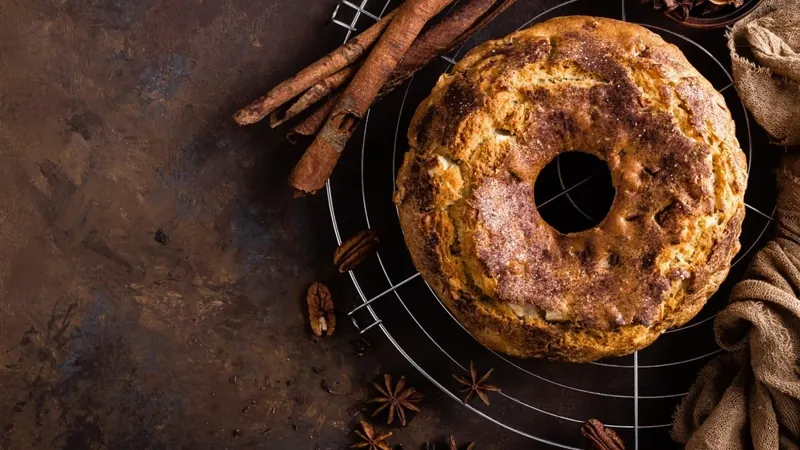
<box><xmin>325</xmin><ymin>1</ymin><xmax>778</xmax><ymax>448</ymax></box>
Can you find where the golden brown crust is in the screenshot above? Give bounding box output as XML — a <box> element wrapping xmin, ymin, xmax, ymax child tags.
<box><xmin>394</xmin><ymin>16</ymin><xmax>747</xmax><ymax>362</ymax></box>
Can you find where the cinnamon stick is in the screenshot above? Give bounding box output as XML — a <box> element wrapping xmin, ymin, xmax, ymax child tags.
<box><xmin>381</xmin><ymin>0</ymin><xmax>499</xmax><ymax>95</ymax></box>
<box><xmin>289</xmin><ymin>0</ymin><xmax>455</xmax><ymax>195</ymax></box>
<box><xmin>274</xmin><ymin>0</ymin><xmax>516</xmax><ymax>133</ymax></box>
<box><xmin>281</xmin><ymin>0</ymin><xmax>509</xmax><ymax>132</ymax></box>
<box><xmin>269</xmin><ymin>67</ymin><xmax>354</xmax><ymax>128</ymax></box>
<box><xmin>233</xmin><ymin>9</ymin><xmax>398</xmax><ymax>126</ymax></box>
<box><xmin>379</xmin><ymin>0</ymin><xmax>517</xmax><ymax>97</ymax></box>
<box><xmin>457</xmin><ymin>0</ymin><xmax>517</xmax><ymax>47</ymax></box>
<box><xmin>286</xmin><ymin>93</ymin><xmax>341</xmax><ymax>144</ymax></box>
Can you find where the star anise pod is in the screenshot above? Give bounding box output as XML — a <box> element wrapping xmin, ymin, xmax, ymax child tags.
<box><xmin>334</xmin><ymin>229</ymin><xmax>379</xmax><ymax>272</ymax></box>
<box><xmin>452</xmin><ymin>361</ymin><xmax>500</xmax><ymax>406</ymax></box>
<box><xmin>668</xmin><ymin>0</ymin><xmax>696</xmax><ymax>20</ymax></box>
<box><xmin>307</xmin><ymin>282</ymin><xmax>335</xmax><ymax>336</ymax></box>
<box><xmin>449</xmin><ymin>433</ymin><xmax>476</xmax><ymax>450</ymax></box>
<box><xmin>369</xmin><ymin>374</ymin><xmax>423</xmax><ymax>426</ymax></box>
<box><xmin>352</xmin><ymin>420</ymin><xmax>392</xmax><ymax>450</ymax></box>
<box><xmin>640</xmin><ymin>0</ymin><xmax>696</xmax><ymax>20</ymax></box>
<box><xmin>581</xmin><ymin>419</ymin><xmax>626</xmax><ymax>450</ymax></box>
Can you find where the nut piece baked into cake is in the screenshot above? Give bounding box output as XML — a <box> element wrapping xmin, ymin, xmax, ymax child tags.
<box><xmin>394</xmin><ymin>16</ymin><xmax>747</xmax><ymax>362</ymax></box>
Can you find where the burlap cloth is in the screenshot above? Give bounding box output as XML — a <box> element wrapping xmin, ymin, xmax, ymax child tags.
<box><xmin>672</xmin><ymin>153</ymin><xmax>800</xmax><ymax>449</ymax></box>
<box><xmin>670</xmin><ymin>161</ymin><xmax>800</xmax><ymax>445</ymax></box>
<box><xmin>670</xmin><ymin>2</ymin><xmax>800</xmax><ymax>448</ymax></box>
<box><xmin>725</xmin><ymin>0</ymin><xmax>800</xmax><ymax>146</ymax></box>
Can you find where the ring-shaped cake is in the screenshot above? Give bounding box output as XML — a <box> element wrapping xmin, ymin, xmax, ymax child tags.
<box><xmin>395</xmin><ymin>16</ymin><xmax>747</xmax><ymax>361</ymax></box>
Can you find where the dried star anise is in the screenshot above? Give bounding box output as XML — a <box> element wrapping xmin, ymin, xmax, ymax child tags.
<box><xmin>449</xmin><ymin>433</ymin><xmax>476</xmax><ymax>450</ymax></box>
<box><xmin>581</xmin><ymin>419</ymin><xmax>626</xmax><ymax>450</ymax></box>
<box><xmin>369</xmin><ymin>374</ymin><xmax>423</xmax><ymax>426</ymax></box>
<box><xmin>648</xmin><ymin>0</ymin><xmax>696</xmax><ymax>20</ymax></box>
<box><xmin>641</xmin><ymin>0</ymin><xmax>743</xmax><ymax>20</ymax></box>
<box><xmin>352</xmin><ymin>420</ymin><xmax>392</xmax><ymax>450</ymax></box>
<box><xmin>452</xmin><ymin>361</ymin><xmax>500</xmax><ymax>406</ymax></box>
<box><xmin>307</xmin><ymin>282</ymin><xmax>335</xmax><ymax>336</ymax></box>
<box><xmin>334</xmin><ymin>229</ymin><xmax>379</xmax><ymax>272</ymax></box>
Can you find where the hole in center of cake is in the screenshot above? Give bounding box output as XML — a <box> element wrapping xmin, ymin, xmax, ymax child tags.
<box><xmin>533</xmin><ymin>151</ymin><xmax>615</xmax><ymax>234</ymax></box>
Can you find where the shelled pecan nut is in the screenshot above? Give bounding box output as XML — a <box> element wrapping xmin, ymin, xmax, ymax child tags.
<box><xmin>333</xmin><ymin>229</ymin><xmax>379</xmax><ymax>272</ymax></box>
<box><xmin>307</xmin><ymin>282</ymin><xmax>335</xmax><ymax>336</ymax></box>
<box><xmin>581</xmin><ymin>419</ymin><xmax>626</xmax><ymax>450</ymax></box>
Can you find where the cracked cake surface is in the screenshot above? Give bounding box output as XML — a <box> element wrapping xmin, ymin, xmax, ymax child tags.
<box><xmin>394</xmin><ymin>16</ymin><xmax>747</xmax><ymax>362</ymax></box>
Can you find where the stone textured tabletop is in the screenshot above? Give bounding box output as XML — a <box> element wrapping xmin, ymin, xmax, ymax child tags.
<box><xmin>0</xmin><ymin>1</ymin><xmax>529</xmax><ymax>448</ymax></box>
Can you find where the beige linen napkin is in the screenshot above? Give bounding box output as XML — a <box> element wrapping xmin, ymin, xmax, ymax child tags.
<box><xmin>727</xmin><ymin>0</ymin><xmax>800</xmax><ymax>146</ymax></box>
<box><xmin>671</xmin><ymin>2</ymin><xmax>800</xmax><ymax>447</ymax></box>
<box><xmin>672</xmin><ymin>153</ymin><xmax>800</xmax><ymax>449</ymax></box>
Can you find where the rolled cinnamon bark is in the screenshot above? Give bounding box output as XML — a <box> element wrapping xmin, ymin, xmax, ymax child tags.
<box><xmin>286</xmin><ymin>93</ymin><xmax>341</xmax><ymax>144</ymax></box>
<box><xmin>289</xmin><ymin>0</ymin><xmax>455</xmax><ymax>195</ymax></box>
<box><xmin>280</xmin><ymin>0</ymin><xmax>512</xmax><ymax>132</ymax></box>
<box><xmin>233</xmin><ymin>9</ymin><xmax>398</xmax><ymax>126</ymax></box>
<box><xmin>381</xmin><ymin>0</ymin><xmax>499</xmax><ymax>95</ymax></box>
<box><xmin>269</xmin><ymin>67</ymin><xmax>354</xmax><ymax>128</ymax></box>
<box><xmin>457</xmin><ymin>0</ymin><xmax>517</xmax><ymax>46</ymax></box>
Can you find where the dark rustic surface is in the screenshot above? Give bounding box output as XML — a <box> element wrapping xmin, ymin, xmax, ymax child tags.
<box><xmin>0</xmin><ymin>0</ymin><xmax>779</xmax><ymax>449</ymax></box>
<box><xmin>0</xmin><ymin>0</ymin><xmax>530</xmax><ymax>449</ymax></box>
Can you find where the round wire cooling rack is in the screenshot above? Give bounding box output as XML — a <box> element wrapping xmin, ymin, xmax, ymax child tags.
<box><xmin>324</xmin><ymin>0</ymin><xmax>782</xmax><ymax>448</ymax></box>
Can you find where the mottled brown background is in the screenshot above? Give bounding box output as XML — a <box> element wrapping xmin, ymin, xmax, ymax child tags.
<box><xmin>0</xmin><ymin>0</ymin><xmax>533</xmax><ymax>448</ymax></box>
<box><xmin>2</xmin><ymin>0</ymin><xmax>774</xmax><ymax>448</ymax></box>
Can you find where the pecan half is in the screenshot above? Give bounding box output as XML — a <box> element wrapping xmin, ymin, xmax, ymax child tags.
<box><xmin>307</xmin><ymin>282</ymin><xmax>335</xmax><ymax>336</ymax></box>
<box><xmin>334</xmin><ymin>229</ymin><xmax>379</xmax><ymax>272</ymax></box>
<box><xmin>581</xmin><ymin>419</ymin><xmax>625</xmax><ymax>450</ymax></box>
